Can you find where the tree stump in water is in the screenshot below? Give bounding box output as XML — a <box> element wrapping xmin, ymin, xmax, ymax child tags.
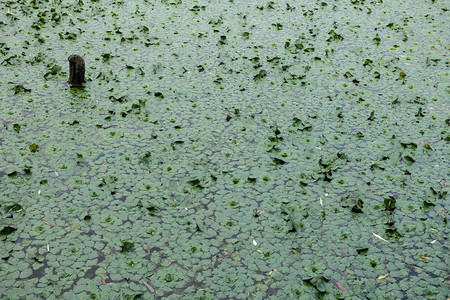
<box><xmin>68</xmin><ymin>54</ymin><xmax>85</xmax><ymax>87</ymax></box>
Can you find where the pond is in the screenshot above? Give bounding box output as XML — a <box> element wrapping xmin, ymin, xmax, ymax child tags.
<box><xmin>0</xmin><ymin>0</ymin><xmax>448</xmax><ymax>299</ymax></box>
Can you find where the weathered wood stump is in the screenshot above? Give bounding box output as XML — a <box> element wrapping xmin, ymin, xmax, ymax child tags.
<box><xmin>68</xmin><ymin>54</ymin><xmax>85</xmax><ymax>87</ymax></box>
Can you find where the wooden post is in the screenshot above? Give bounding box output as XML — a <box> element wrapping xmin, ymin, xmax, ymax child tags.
<box><xmin>68</xmin><ymin>54</ymin><xmax>85</xmax><ymax>87</ymax></box>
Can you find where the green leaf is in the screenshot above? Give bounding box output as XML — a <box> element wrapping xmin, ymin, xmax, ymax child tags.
<box><xmin>120</xmin><ymin>241</ymin><xmax>135</xmax><ymax>253</ymax></box>
<box><xmin>29</xmin><ymin>143</ymin><xmax>39</xmax><ymax>153</ymax></box>
<box><xmin>146</xmin><ymin>206</ymin><xmax>159</xmax><ymax>216</ymax></box>
<box><xmin>356</xmin><ymin>248</ymin><xmax>369</xmax><ymax>255</ymax></box>
<box><xmin>12</xmin><ymin>85</ymin><xmax>31</xmax><ymax>94</ymax></box>
<box><xmin>253</xmin><ymin>69</ymin><xmax>267</xmax><ymax>81</ymax></box>
<box><xmin>0</xmin><ymin>226</ymin><xmax>17</xmax><ymax>236</ymax></box>
<box><xmin>272</xmin><ymin>157</ymin><xmax>286</xmax><ymax>165</ymax></box>
<box><xmin>403</xmin><ymin>155</ymin><xmax>415</xmax><ymax>165</ymax></box>
<box><xmin>4</xmin><ymin>203</ymin><xmax>23</xmax><ymax>213</ymax></box>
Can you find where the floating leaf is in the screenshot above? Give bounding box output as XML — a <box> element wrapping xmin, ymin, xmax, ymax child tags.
<box><xmin>400</xmin><ymin>142</ymin><xmax>417</xmax><ymax>149</ymax></box>
<box><xmin>373</xmin><ymin>33</ymin><xmax>381</xmax><ymax>45</ymax></box>
<box><xmin>44</xmin><ymin>64</ymin><xmax>62</xmax><ymax>80</ymax></box>
<box><xmin>5</xmin><ymin>203</ymin><xmax>23</xmax><ymax>213</ymax></box>
<box><xmin>218</xmin><ymin>35</ymin><xmax>227</xmax><ymax>45</ymax></box>
<box><xmin>0</xmin><ymin>226</ymin><xmax>17</xmax><ymax>236</ymax></box>
<box><xmin>189</xmin><ymin>179</ymin><xmax>203</xmax><ymax>189</ymax></box>
<box><xmin>58</xmin><ymin>31</ymin><xmax>77</xmax><ymax>40</ymax></box>
<box><xmin>139</xmin><ymin>151</ymin><xmax>151</xmax><ymax>164</ymax></box>
<box><xmin>271</xmin><ymin>23</ymin><xmax>283</xmax><ymax>30</ymax></box>
<box><xmin>12</xmin><ymin>85</ymin><xmax>31</xmax><ymax>94</ymax></box>
<box><xmin>272</xmin><ymin>157</ymin><xmax>286</xmax><ymax>165</ymax></box>
<box><xmin>29</xmin><ymin>143</ymin><xmax>39</xmax><ymax>153</ymax></box>
<box><xmin>101</xmin><ymin>53</ymin><xmax>112</xmax><ymax>62</ymax></box>
<box><xmin>327</xmin><ymin>30</ymin><xmax>344</xmax><ymax>42</ymax></box>
<box><xmin>303</xmin><ymin>276</ymin><xmax>329</xmax><ymax>293</ymax></box>
<box><xmin>383</xmin><ymin>196</ymin><xmax>396</xmax><ymax>211</ymax></box>
<box><xmin>109</xmin><ymin>95</ymin><xmax>128</xmax><ymax>103</ymax></box>
<box><xmin>120</xmin><ymin>241</ymin><xmax>135</xmax><ymax>253</ymax></box>
<box><xmin>12</xmin><ymin>123</ymin><xmax>21</xmax><ymax>133</ymax></box>
<box><xmin>335</xmin><ymin>281</ymin><xmax>348</xmax><ymax>292</ymax></box>
<box><xmin>146</xmin><ymin>206</ymin><xmax>159</xmax><ymax>216</ymax></box>
<box><xmin>195</xmin><ymin>222</ymin><xmax>205</xmax><ymax>232</ymax></box>
<box><xmin>2</xmin><ymin>55</ymin><xmax>18</xmax><ymax>66</ymax></box>
<box><xmin>253</xmin><ymin>69</ymin><xmax>267</xmax><ymax>81</ymax></box>
<box><xmin>356</xmin><ymin>248</ymin><xmax>369</xmax><ymax>255</ymax></box>
<box><xmin>403</xmin><ymin>155</ymin><xmax>415</xmax><ymax>165</ymax></box>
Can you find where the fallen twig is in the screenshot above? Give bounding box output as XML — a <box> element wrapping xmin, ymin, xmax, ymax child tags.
<box><xmin>142</xmin><ymin>280</ymin><xmax>155</xmax><ymax>293</ymax></box>
<box><xmin>372</xmin><ymin>231</ymin><xmax>390</xmax><ymax>243</ymax></box>
<box><xmin>42</xmin><ymin>220</ymin><xmax>54</xmax><ymax>226</ymax></box>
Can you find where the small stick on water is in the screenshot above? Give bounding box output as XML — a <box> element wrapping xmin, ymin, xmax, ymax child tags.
<box><xmin>372</xmin><ymin>231</ymin><xmax>390</xmax><ymax>243</ymax></box>
<box><xmin>101</xmin><ymin>278</ymin><xmax>113</xmax><ymax>285</ymax></box>
<box><xmin>42</xmin><ymin>220</ymin><xmax>54</xmax><ymax>226</ymax></box>
<box><xmin>142</xmin><ymin>280</ymin><xmax>155</xmax><ymax>293</ymax></box>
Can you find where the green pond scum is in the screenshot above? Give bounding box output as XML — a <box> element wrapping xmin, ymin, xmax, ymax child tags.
<box><xmin>0</xmin><ymin>0</ymin><xmax>448</xmax><ymax>299</ymax></box>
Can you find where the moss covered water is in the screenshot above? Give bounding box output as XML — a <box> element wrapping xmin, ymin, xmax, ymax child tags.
<box><xmin>0</xmin><ymin>0</ymin><xmax>448</xmax><ymax>298</ymax></box>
